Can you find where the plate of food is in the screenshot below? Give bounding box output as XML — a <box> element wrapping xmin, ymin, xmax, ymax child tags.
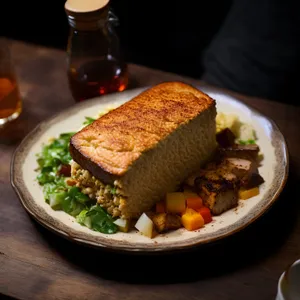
<box><xmin>11</xmin><ymin>82</ymin><xmax>288</xmax><ymax>252</ymax></box>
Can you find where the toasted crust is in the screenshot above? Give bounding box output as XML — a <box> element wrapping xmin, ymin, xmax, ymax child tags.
<box><xmin>70</xmin><ymin>82</ymin><xmax>215</xmax><ymax>184</ymax></box>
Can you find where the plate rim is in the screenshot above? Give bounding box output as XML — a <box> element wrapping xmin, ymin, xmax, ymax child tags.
<box><xmin>10</xmin><ymin>85</ymin><xmax>289</xmax><ymax>253</ymax></box>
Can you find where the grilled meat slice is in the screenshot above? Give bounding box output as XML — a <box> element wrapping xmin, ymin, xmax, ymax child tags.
<box><xmin>185</xmin><ymin>170</ymin><xmax>207</xmax><ymax>187</ymax></box>
<box><xmin>223</xmin><ymin>157</ymin><xmax>264</xmax><ymax>188</ymax></box>
<box><xmin>193</xmin><ymin>154</ymin><xmax>261</xmax><ymax>187</ymax></box>
<box><xmin>198</xmin><ymin>182</ymin><xmax>239</xmax><ymax>215</ymax></box>
<box><xmin>216</xmin><ymin>128</ymin><xmax>236</xmax><ymax>147</ymax></box>
<box><xmin>152</xmin><ymin>213</ymin><xmax>182</xmax><ymax>233</ymax></box>
<box><xmin>219</xmin><ymin>144</ymin><xmax>259</xmax><ymax>161</ymax></box>
<box><xmin>187</xmin><ymin>141</ymin><xmax>264</xmax><ymax>216</ymax></box>
<box><xmin>185</xmin><ymin>162</ymin><xmax>219</xmax><ymax>187</ymax></box>
<box><xmin>200</xmin><ymin>169</ymin><xmax>237</xmax><ymax>186</ymax></box>
<box><xmin>224</xmin><ymin>157</ymin><xmax>256</xmax><ymax>178</ymax></box>
<box><xmin>192</xmin><ymin>156</ymin><xmax>260</xmax><ymax>216</ymax></box>
<box><xmin>194</xmin><ymin>159</ymin><xmax>240</xmax><ymax>187</ymax></box>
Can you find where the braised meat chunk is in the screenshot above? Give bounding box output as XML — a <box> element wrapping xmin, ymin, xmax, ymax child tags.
<box><xmin>241</xmin><ymin>172</ymin><xmax>265</xmax><ymax>189</ymax></box>
<box><xmin>216</xmin><ymin>128</ymin><xmax>236</xmax><ymax>147</ymax></box>
<box><xmin>219</xmin><ymin>144</ymin><xmax>259</xmax><ymax>161</ymax></box>
<box><xmin>222</xmin><ymin>157</ymin><xmax>264</xmax><ymax>188</ymax></box>
<box><xmin>191</xmin><ymin>141</ymin><xmax>264</xmax><ymax>216</ymax></box>
<box><xmin>223</xmin><ymin>157</ymin><xmax>256</xmax><ymax>179</ymax></box>
<box><xmin>152</xmin><ymin>213</ymin><xmax>182</xmax><ymax>233</ymax></box>
<box><xmin>195</xmin><ymin>159</ymin><xmax>240</xmax><ymax>187</ymax></box>
<box><xmin>198</xmin><ymin>182</ymin><xmax>239</xmax><ymax>215</ymax></box>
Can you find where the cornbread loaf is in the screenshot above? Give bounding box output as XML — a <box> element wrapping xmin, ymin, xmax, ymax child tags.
<box><xmin>70</xmin><ymin>82</ymin><xmax>217</xmax><ymax>219</ymax></box>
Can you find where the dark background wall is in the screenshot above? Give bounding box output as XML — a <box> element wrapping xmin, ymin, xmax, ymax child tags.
<box><xmin>2</xmin><ymin>0</ymin><xmax>232</xmax><ymax>78</ymax></box>
<box><xmin>2</xmin><ymin>0</ymin><xmax>300</xmax><ymax>105</ymax></box>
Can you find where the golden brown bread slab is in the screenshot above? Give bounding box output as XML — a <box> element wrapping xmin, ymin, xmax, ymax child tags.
<box><xmin>70</xmin><ymin>82</ymin><xmax>217</xmax><ymax>219</ymax></box>
<box><xmin>70</xmin><ymin>82</ymin><xmax>215</xmax><ymax>182</ymax></box>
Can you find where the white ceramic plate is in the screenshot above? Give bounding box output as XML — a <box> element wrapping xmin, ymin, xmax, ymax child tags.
<box><xmin>11</xmin><ymin>85</ymin><xmax>288</xmax><ymax>252</ymax></box>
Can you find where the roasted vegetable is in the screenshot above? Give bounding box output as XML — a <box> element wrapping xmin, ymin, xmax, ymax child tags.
<box><xmin>135</xmin><ymin>213</ymin><xmax>155</xmax><ymax>238</ymax></box>
<box><xmin>186</xmin><ymin>197</ymin><xmax>203</xmax><ymax>210</ymax></box>
<box><xmin>239</xmin><ymin>187</ymin><xmax>259</xmax><ymax>200</ymax></box>
<box><xmin>114</xmin><ymin>218</ymin><xmax>130</xmax><ymax>232</ymax></box>
<box><xmin>181</xmin><ymin>208</ymin><xmax>205</xmax><ymax>231</ymax></box>
<box><xmin>166</xmin><ymin>192</ymin><xmax>186</xmax><ymax>214</ymax></box>
<box><xmin>183</xmin><ymin>189</ymin><xmax>199</xmax><ymax>199</ymax></box>
<box><xmin>197</xmin><ymin>207</ymin><xmax>212</xmax><ymax>224</ymax></box>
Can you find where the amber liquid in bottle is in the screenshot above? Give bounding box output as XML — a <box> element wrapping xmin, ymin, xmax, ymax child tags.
<box><xmin>0</xmin><ymin>76</ymin><xmax>22</xmax><ymax>120</ymax></box>
<box><xmin>68</xmin><ymin>59</ymin><xmax>128</xmax><ymax>102</ymax></box>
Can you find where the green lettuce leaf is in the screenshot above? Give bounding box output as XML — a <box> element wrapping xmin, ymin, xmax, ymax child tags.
<box><xmin>86</xmin><ymin>205</ymin><xmax>118</xmax><ymax>234</ymax></box>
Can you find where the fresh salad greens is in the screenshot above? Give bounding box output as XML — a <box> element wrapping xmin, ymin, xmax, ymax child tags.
<box><xmin>76</xmin><ymin>205</ymin><xmax>117</xmax><ymax>234</ymax></box>
<box><xmin>238</xmin><ymin>139</ymin><xmax>256</xmax><ymax>145</ymax></box>
<box><xmin>36</xmin><ymin>118</ymin><xmax>117</xmax><ymax>234</ymax></box>
<box><xmin>83</xmin><ymin>116</ymin><xmax>96</xmax><ymax>126</ymax></box>
<box><xmin>37</xmin><ymin>132</ymin><xmax>75</xmax><ymax>185</ymax></box>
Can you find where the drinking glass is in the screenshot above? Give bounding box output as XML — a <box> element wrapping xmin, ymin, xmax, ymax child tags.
<box><xmin>0</xmin><ymin>40</ymin><xmax>22</xmax><ymax>126</ymax></box>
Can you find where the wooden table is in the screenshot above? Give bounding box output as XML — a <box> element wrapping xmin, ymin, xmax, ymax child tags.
<box><xmin>1</xmin><ymin>40</ymin><xmax>299</xmax><ymax>300</ymax></box>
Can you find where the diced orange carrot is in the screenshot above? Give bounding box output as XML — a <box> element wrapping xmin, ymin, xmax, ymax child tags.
<box><xmin>186</xmin><ymin>197</ymin><xmax>203</xmax><ymax>210</ymax></box>
<box><xmin>181</xmin><ymin>208</ymin><xmax>204</xmax><ymax>231</ymax></box>
<box><xmin>156</xmin><ymin>201</ymin><xmax>165</xmax><ymax>213</ymax></box>
<box><xmin>66</xmin><ymin>178</ymin><xmax>77</xmax><ymax>186</ymax></box>
<box><xmin>197</xmin><ymin>207</ymin><xmax>212</xmax><ymax>224</ymax></box>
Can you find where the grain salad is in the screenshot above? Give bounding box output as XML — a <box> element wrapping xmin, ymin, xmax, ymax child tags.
<box><xmin>70</xmin><ymin>161</ymin><xmax>127</xmax><ymax>218</ymax></box>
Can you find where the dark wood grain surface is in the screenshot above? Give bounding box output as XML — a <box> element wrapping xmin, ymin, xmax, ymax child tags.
<box><xmin>1</xmin><ymin>39</ymin><xmax>299</xmax><ymax>300</ymax></box>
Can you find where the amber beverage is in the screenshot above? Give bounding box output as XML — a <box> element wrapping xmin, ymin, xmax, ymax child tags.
<box><xmin>0</xmin><ymin>41</ymin><xmax>22</xmax><ymax>126</ymax></box>
<box><xmin>68</xmin><ymin>59</ymin><xmax>128</xmax><ymax>102</ymax></box>
<box><xmin>0</xmin><ymin>77</ymin><xmax>22</xmax><ymax>123</ymax></box>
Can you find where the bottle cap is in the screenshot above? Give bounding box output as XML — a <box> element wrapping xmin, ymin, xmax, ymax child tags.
<box><xmin>65</xmin><ymin>0</ymin><xmax>110</xmax><ymax>30</ymax></box>
<box><xmin>65</xmin><ymin>0</ymin><xmax>109</xmax><ymax>13</ymax></box>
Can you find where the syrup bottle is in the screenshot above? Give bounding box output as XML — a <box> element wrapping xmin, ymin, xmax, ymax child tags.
<box><xmin>65</xmin><ymin>0</ymin><xmax>128</xmax><ymax>102</ymax></box>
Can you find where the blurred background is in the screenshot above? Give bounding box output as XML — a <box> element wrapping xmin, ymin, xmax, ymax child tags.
<box><xmin>1</xmin><ymin>0</ymin><xmax>300</xmax><ymax>105</ymax></box>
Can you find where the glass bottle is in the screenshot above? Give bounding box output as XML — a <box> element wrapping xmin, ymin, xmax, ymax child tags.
<box><xmin>65</xmin><ymin>0</ymin><xmax>128</xmax><ymax>102</ymax></box>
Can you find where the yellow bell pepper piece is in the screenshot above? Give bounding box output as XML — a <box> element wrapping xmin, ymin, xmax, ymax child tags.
<box><xmin>166</xmin><ymin>192</ymin><xmax>186</xmax><ymax>213</ymax></box>
<box><xmin>239</xmin><ymin>187</ymin><xmax>259</xmax><ymax>200</ymax></box>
